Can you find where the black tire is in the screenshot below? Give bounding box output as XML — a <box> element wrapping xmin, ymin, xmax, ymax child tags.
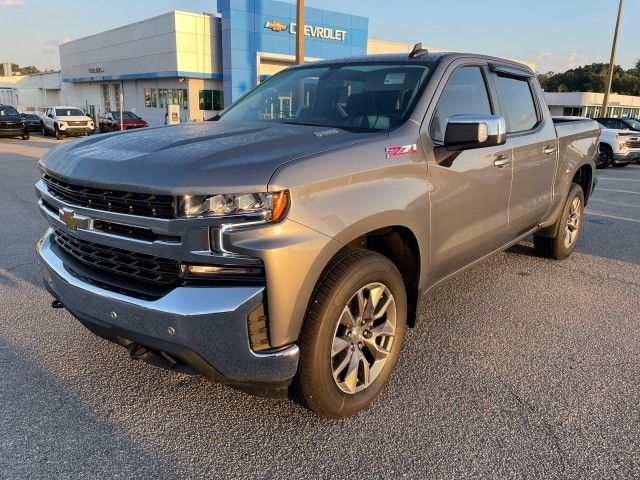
<box><xmin>596</xmin><ymin>144</ymin><xmax>612</xmax><ymax>169</ymax></box>
<box><xmin>55</xmin><ymin>127</ymin><xmax>64</xmax><ymax>141</ymax></box>
<box><xmin>534</xmin><ymin>183</ymin><xmax>585</xmax><ymax>260</ymax></box>
<box><xmin>41</xmin><ymin>123</ymin><xmax>47</xmax><ymax>136</ymax></box>
<box><xmin>295</xmin><ymin>248</ymin><xmax>407</xmax><ymax>419</ymax></box>
<box><xmin>22</xmin><ymin>133</ymin><xmax>29</xmax><ymax>140</ymax></box>
<box><xmin>613</xmin><ymin>162</ymin><xmax>628</xmax><ymax>168</ymax></box>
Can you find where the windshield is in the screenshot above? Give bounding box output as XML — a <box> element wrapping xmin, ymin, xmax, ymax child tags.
<box><xmin>56</xmin><ymin>108</ymin><xmax>85</xmax><ymax>117</ymax></box>
<box><xmin>220</xmin><ymin>63</ymin><xmax>431</xmax><ymax>132</ymax></box>
<box><xmin>0</xmin><ymin>106</ymin><xmax>19</xmax><ymax>116</ymax></box>
<box><xmin>624</xmin><ymin>119</ymin><xmax>640</xmax><ymax>130</ymax></box>
<box><xmin>113</xmin><ymin>111</ymin><xmax>140</xmax><ymax>120</ymax></box>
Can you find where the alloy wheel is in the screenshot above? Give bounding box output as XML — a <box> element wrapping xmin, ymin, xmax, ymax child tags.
<box><xmin>564</xmin><ymin>197</ymin><xmax>582</xmax><ymax>248</ymax></box>
<box><xmin>331</xmin><ymin>282</ymin><xmax>396</xmax><ymax>394</ymax></box>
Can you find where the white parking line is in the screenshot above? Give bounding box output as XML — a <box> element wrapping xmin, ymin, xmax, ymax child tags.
<box><xmin>585</xmin><ymin>210</ymin><xmax>640</xmax><ymax>223</ymax></box>
<box><xmin>596</xmin><ymin>188</ymin><xmax>640</xmax><ymax>195</ymax></box>
<box><xmin>597</xmin><ymin>177</ymin><xmax>640</xmax><ymax>182</ymax></box>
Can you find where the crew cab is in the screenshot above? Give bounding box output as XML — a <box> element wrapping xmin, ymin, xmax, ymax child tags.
<box><xmin>42</xmin><ymin>106</ymin><xmax>94</xmax><ymax>140</ymax></box>
<box><xmin>0</xmin><ymin>104</ymin><xmax>29</xmax><ymax>140</ymax></box>
<box><xmin>595</xmin><ymin>121</ymin><xmax>640</xmax><ymax>168</ymax></box>
<box><xmin>36</xmin><ymin>50</ymin><xmax>598</xmax><ymax>418</ymax></box>
<box><xmin>99</xmin><ymin>111</ymin><xmax>148</xmax><ymax>132</ymax></box>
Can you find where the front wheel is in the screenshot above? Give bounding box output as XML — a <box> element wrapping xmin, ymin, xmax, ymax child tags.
<box><xmin>613</xmin><ymin>162</ymin><xmax>628</xmax><ymax>168</ymax></box>
<box><xmin>55</xmin><ymin>127</ymin><xmax>64</xmax><ymax>141</ymax></box>
<box><xmin>41</xmin><ymin>124</ymin><xmax>47</xmax><ymax>136</ymax></box>
<box><xmin>534</xmin><ymin>183</ymin><xmax>585</xmax><ymax>260</ymax></box>
<box><xmin>295</xmin><ymin>249</ymin><xmax>407</xmax><ymax>418</ymax></box>
<box><xmin>596</xmin><ymin>144</ymin><xmax>611</xmax><ymax>169</ymax></box>
<box><xmin>22</xmin><ymin>133</ymin><xmax>30</xmax><ymax>140</ymax></box>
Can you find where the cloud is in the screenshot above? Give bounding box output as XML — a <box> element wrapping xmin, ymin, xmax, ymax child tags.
<box><xmin>2</xmin><ymin>0</ymin><xmax>26</xmax><ymax>6</ymax></box>
<box><xmin>536</xmin><ymin>51</ymin><xmax>591</xmax><ymax>73</ymax></box>
<box><xmin>42</xmin><ymin>35</ymin><xmax>73</xmax><ymax>54</ymax></box>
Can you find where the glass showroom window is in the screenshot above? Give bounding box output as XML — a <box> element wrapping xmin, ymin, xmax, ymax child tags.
<box><xmin>144</xmin><ymin>89</ymin><xmax>152</xmax><ymax>108</ymax></box>
<box><xmin>199</xmin><ymin>90</ymin><xmax>224</xmax><ymax>110</ymax></box>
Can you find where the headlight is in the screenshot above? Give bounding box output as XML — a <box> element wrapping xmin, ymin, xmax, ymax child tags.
<box><xmin>178</xmin><ymin>190</ymin><xmax>289</xmax><ymax>222</ymax></box>
<box><xmin>58</xmin><ymin>121</ymin><xmax>66</xmax><ymax>128</ymax></box>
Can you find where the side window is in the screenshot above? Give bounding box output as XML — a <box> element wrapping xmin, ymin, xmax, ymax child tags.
<box><xmin>494</xmin><ymin>74</ymin><xmax>538</xmax><ymax>133</ymax></box>
<box><xmin>430</xmin><ymin>66</ymin><xmax>492</xmax><ymax>143</ymax></box>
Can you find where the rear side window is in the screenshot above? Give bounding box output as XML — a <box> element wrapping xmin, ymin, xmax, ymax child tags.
<box><xmin>430</xmin><ymin>66</ymin><xmax>492</xmax><ymax>143</ymax></box>
<box><xmin>494</xmin><ymin>74</ymin><xmax>538</xmax><ymax>133</ymax></box>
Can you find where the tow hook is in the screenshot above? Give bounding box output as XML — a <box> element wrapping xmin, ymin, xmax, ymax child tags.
<box><xmin>126</xmin><ymin>343</ymin><xmax>151</xmax><ymax>360</ymax></box>
<box><xmin>51</xmin><ymin>299</ymin><xmax>64</xmax><ymax>309</ymax></box>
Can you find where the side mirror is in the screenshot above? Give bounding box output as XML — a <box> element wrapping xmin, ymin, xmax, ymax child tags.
<box><xmin>444</xmin><ymin>114</ymin><xmax>506</xmax><ymax>151</ymax></box>
<box><xmin>48</xmin><ymin>113</ymin><xmax>54</xmax><ymax>118</ymax></box>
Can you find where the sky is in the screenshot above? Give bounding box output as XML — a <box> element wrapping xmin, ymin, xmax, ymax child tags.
<box><xmin>0</xmin><ymin>0</ymin><xmax>638</xmax><ymax>73</ymax></box>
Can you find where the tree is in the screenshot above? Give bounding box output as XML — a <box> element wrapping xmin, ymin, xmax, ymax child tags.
<box><xmin>540</xmin><ymin>61</ymin><xmax>640</xmax><ymax>95</ymax></box>
<box><xmin>0</xmin><ymin>63</ymin><xmax>42</xmax><ymax>76</ymax></box>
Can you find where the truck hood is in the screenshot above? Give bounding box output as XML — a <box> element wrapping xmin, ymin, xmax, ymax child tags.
<box><xmin>39</xmin><ymin>121</ymin><xmax>381</xmax><ymax>194</ymax></box>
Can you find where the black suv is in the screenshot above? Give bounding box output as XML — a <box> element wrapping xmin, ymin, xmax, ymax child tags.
<box><xmin>0</xmin><ymin>105</ymin><xmax>29</xmax><ymax>140</ymax></box>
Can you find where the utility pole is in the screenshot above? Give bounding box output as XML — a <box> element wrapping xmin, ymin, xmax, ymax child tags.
<box><xmin>119</xmin><ymin>81</ymin><xmax>124</xmax><ymax>131</ymax></box>
<box><xmin>295</xmin><ymin>0</ymin><xmax>305</xmax><ymax>64</ymax></box>
<box><xmin>601</xmin><ymin>0</ymin><xmax>624</xmax><ymax>118</ymax></box>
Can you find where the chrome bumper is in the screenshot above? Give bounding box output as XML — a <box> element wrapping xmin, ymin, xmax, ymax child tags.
<box><xmin>37</xmin><ymin>229</ymin><xmax>299</xmax><ymax>387</ymax></box>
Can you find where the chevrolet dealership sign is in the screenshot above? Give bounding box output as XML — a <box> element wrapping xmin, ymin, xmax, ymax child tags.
<box><xmin>264</xmin><ymin>21</ymin><xmax>347</xmax><ymax>41</ymax></box>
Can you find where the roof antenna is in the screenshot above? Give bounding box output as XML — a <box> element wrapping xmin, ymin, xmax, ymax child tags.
<box><xmin>409</xmin><ymin>42</ymin><xmax>429</xmax><ymax>58</ymax></box>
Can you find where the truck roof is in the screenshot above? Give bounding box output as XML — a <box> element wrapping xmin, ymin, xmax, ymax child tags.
<box><xmin>292</xmin><ymin>52</ymin><xmax>534</xmax><ymax>75</ymax></box>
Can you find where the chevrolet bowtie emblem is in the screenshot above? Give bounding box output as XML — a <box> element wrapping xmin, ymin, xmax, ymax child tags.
<box><xmin>59</xmin><ymin>208</ymin><xmax>85</xmax><ymax>231</ymax></box>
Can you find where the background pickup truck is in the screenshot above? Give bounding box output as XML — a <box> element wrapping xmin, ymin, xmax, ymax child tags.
<box><xmin>36</xmin><ymin>50</ymin><xmax>598</xmax><ymax>418</ymax></box>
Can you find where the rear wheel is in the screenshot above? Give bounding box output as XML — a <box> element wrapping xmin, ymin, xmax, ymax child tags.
<box><xmin>295</xmin><ymin>249</ymin><xmax>407</xmax><ymax>419</ymax></box>
<box><xmin>534</xmin><ymin>183</ymin><xmax>584</xmax><ymax>260</ymax></box>
<box><xmin>596</xmin><ymin>144</ymin><xmax>611</xmax><ymax>169</ymax></box>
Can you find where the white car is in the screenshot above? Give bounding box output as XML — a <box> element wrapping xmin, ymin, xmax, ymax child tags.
<box><xmin>596</xmin><ymin>122</ymin><xmax>640</xmax><ymax>169</ymax></box>
<box><xmin>42</xmin><ymin>106</ymin><xmax>94</xmax><ymax>140</ymax></box>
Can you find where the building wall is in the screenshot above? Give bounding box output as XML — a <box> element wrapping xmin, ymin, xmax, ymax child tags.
<box><xmin>544</xmin><ymin>91</ymin><xmax>640</xmax><ymax>118</ymax></box>
<box><xmin>218</xmin><ymin>0</ymin><xmax>368</xmax><ymax>102</ymax></box>
<box><xmin>60</xmin><ymin>11</ymin><xmax>221</xmax><ymax>83</ymax></box>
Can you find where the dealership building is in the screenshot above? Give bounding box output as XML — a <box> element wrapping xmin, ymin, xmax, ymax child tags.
<box><xmin>56</xmin><ymin>0</ymin><xmax>376</xmax><ymax>126</ymax></box>
<box><xmin>3</xmin><ymin>0</ymin><xmax>541</xmax><ymax>127</ymax></box>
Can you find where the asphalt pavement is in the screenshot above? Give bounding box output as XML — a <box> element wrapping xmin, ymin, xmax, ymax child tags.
<box><xmin>0</xmin><ymin>135</ymin><xmax>638</xmax><ymax>479</ymax></box>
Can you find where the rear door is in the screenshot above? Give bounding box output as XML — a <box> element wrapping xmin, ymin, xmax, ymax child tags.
<box><xmin>488</xmin><ymin>66</ymin><xmax>558</xmax><ymax>236</ymax></box>
<box><xmin>424</xmin><ymin>62</ymin><xmax>513</xmax><ymax>283</ymax></box>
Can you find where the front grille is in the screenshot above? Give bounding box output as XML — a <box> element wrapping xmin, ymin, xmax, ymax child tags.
<box><xmin>43</xmin><ymin>174</ymin><xmax>176</xmax><ymax>218</ymax></box>
<box><xmin>0</xmin><ymin>122</ymin><xmax>22</xmax><ymax>129</ymax></box>
<box><xmin>53</xmin><ymin>229</ymin><xmax>181</xmax><ymax>287</ymax></box>
<box><xmin>628</xmin><ymin>141</ymin><xmax>640</xmax><ymax>149</ymax></box>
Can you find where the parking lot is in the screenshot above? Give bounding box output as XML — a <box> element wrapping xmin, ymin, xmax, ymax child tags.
<box><xmin>0</xmin><ymin>135</ymin><xmax>638</xmax><ymax>479</ymax></box>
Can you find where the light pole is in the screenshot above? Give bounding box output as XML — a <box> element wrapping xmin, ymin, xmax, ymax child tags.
<box><xmin>601</xmin><ymin>0</ymin><xmax>624</xmax><ymax>117</ymax></box>
<box><xmin>295</xmin><ymin>0</ymin><xmax>305</xmax><ymax>64</ymax></box>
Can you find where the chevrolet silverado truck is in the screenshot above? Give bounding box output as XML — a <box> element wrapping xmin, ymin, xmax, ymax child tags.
<box><xmin>594</xmin><ymin>121</ymin><xmax>640</xmax><ymax>168</ymax></box>
<box><xmin>36</xmin><ymin>50</ymin><xmax>598</xmax><ymax>418</ymax></box>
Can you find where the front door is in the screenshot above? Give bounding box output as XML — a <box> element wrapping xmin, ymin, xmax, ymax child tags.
<box><xmin>424</xmin><ymin>64</ymin><xmax>513</xmax><ymax>283</ymax></box>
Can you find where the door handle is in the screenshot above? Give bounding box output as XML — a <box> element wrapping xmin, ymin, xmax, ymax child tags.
<box><xmin>494</xmin><ymin>155</ymin><xmax>512</xmax><ymax>167</ymax></box>
<box><xmin>543</xmin><ymin>146</ymin><xmax>557</xmax><ymax>155</ymax></box>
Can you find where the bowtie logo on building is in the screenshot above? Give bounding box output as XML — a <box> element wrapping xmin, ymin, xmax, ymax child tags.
<box><xmin>264</xmin><ymin>21</ymin><xmax>289</xmax><ymax>32</ymax></box>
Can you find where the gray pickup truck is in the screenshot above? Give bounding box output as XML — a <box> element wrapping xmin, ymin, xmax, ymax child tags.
<box><xmin>36</xmin><ymin>50</ymin><xmax>598</xmax><ymax>418</ymax></box>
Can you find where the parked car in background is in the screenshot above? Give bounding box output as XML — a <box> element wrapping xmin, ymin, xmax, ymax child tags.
<box><xmin>99</xmin><ymin>111</ymin><xmax>148</xmax><ymax>132</ymax></box>
<box><xmin>21</xmin><ymin>113</ymin><xmax>42</xmax><ymax>132</ymax></box>
<box><xmin>36</xmin><ymin>51</ymin><xmax>598</xmax><ymax>418</ymax></box>
<box><xmin>42</xmin><ymin>106</ymin><xmax>94</xmax><ymax>140</ymax></box>
<box><xmin>0</xmin><ymin>104</ymin><xmax>29</xmax><ymax>140</ymax></box>
<box><xmin>595</xmin><ymin>122</ymin><xmax>640</xmax><ymax>168</ymax></box>
<box><xmin>594</xmin><ymin>117</ymin><xmax>640</xmax><ymax>133</ymax></box>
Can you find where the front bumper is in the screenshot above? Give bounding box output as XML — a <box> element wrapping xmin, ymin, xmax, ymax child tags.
<box><xmin>613</xmin><ymin>150</ymin><xmax>640</xmax><ymax>164</ymax></box>
<box><xmin>58</xmin><ymin>126</ymin><xmax>93</xmax><ymax>136</ymax></box>
<box><xmin>37</xmin><ymin>229</ymin><xmax>299</xmax><ymax>390</ymax></box>
<box><xmin>0</xmin><ymin>127</ymin><xmax>27</xmax><ymax>137</ymax></box>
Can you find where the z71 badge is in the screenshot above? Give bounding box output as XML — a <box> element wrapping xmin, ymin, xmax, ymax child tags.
<box><xmin>385</xmin><ymin>144</ymin><xmax>418</xmax><ymax>159</ymax></box>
